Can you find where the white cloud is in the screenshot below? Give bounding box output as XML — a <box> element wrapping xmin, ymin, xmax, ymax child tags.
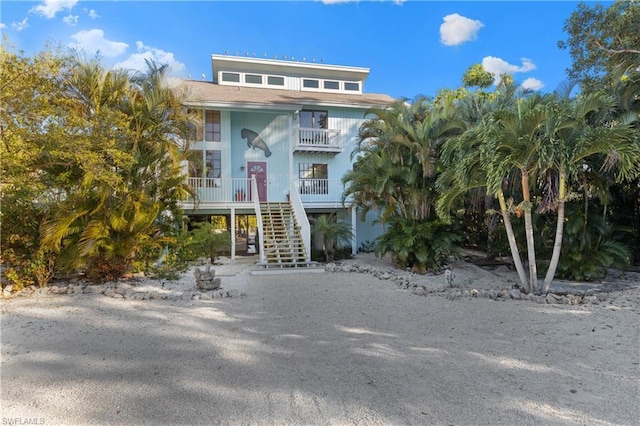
<box><xmin>521</xmin><ymin>77</ymin><xmax>544</xmax><ymax>91</ymax></box>
<box><xmin>83</xmin><ymin>8</ymin><xmax>99</xmax><ymax>19</ymax></box>
<box><xmin>0</xmin><ymin>23</ymin><xmax>6</xmax><ymax>29</ymax></box>
<box><xmin>440</xmin><ymin>13</ymin><xmax>484</xmax><ymax>46</ymax></box>
<box><xmin>68</xmin><ymin>29</ymin><xmax>129</xmax><ymax>58</ymax></box>
<box><xmin>12</xmin><ymin>18</ymin><xmax>29</xmax><ymax>31</ymax></box>
<box><xmin>62</xmin><ymin>14</ymin><xmax>78</xmax><ymax>26</ymax></box>
<box><xmin>30</xmin><ymin>0</ymin><xmax>78</xmax><ymax>19</ymax></box>
<box><xmin>113</xmin><ymin>41</ymin><xmax>186</xmax><ymax>77</ymax></box>
<box><xmin>481</xmin><ymin>56</ymin><xmax>536</xmax><ymax>84</ymax></box>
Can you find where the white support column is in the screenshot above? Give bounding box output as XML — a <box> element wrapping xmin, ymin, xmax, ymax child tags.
<box><xmin>351</xmin><ymin>206</ymin><xmax>357</xmax><ymax>256</ymax></box>
<box><xmin>289</xmin><ymin>112</ymin><xmax>295</xmax><ymax>201</ymax></box>
<box><xmin>230</xmin><ymin>207</ymin><xmax>236</xmax><ymax>261</ymax></box>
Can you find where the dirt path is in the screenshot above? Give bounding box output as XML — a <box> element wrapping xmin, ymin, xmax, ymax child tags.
<box><xmin>1</xmin><ymin>260</ymin><xmax>639</xmax><ymax>425</ymax></box>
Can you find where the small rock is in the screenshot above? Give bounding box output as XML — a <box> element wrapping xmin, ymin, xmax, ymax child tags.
<box><xmin>83</xmin><ymin>285</ymin><xmax>104</xmax><ymax>295</ymax></box>
<box><xmin>595</xmin><ymin>293</ymin><xmax>608</xmax><ymax>302</ymax></box>
<box><xmin>534</xmin><ymin>295</ymin><xmax>548</xmax><ymax>304</ymax></box>
<box><xmin>33</xmin><ymin>287</ymin><xmax>50</xmax><ymax>297</ymax></box>
<box><xmin>412</xmin><ymin>287</ymin><xmax>426</xmax><ymax>296</ymax></box>
<box><xmin>379</xmin><ymin>272</ymin><xmax>391</xmax><ymax>280</ymax></box>
<box><xmin>583</xmin><ymin>296</ymin><xmax>600</xmax><ymax>305</ymax></box>
<box><xmin>509</xmin><ymin>289</ymin><xmax>521</xmax><ymax>300</ymax></box>
<box><xmin>115</xmin><ymin>283</ymin><xmax>132</xmax><ymax>295</ymax></box>
<box><xmin>546</xmin><ymin>293</ymin><xmax>563</xmax><ymax>304</ymax></box>
<box><xmin>325</xmin><ymin>263</ymin><xmax>337</xmax><ymax>272</ymax></box>
<box><xmin>470</xmin><ymin>289</ymin><xmax>479</xmax><ymax>298</ymax></box>
<box><xmin>70</xmin><ymin>285</ymin><xmax>84</xmax><ymax>295</ymax></box>
<box><xmin>489</xmin><ymin>290</ymin><xmax>497</xmax><ymax>300</ymax></box>
<box><xmin>50</xmin><ymin>285</ymin><xmax>68</xmax><ymax>295</ymax></box>
<box><xmin>227</xmin><ymin>289</ymin><xmax>240</xmax><ymax>298</ymax></box>
<box><xmin>498</xmin><ymin>289</ymin><xmax>509</xmax><ymax>299</ymax></box>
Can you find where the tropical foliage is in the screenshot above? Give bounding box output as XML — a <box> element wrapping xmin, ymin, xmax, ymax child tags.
<box><xmin>1</xmin><ymin>44</ymin><xmax>193</xmax><ymax>285</ymax></box>
<box><xmin>310</xmin><ymin>213</ymin><xmax>353</xmax><ymax>262</ymax></box>
<box><xmin>343</xmin><ymin>97</ymin><xmax>462</xmax><ymax>272</ymax></box>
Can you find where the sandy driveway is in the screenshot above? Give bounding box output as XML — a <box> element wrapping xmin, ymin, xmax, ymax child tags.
<box><xmin>1</xmin><ymin>257</ymin><xmax>639</xmax><ymax>425</ymax></box>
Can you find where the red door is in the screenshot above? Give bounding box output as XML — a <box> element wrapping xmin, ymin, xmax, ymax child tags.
<box><xmin>247</xmin><ymin>161</ymin><xmax>267</xmax><ymax>202</ymax></box>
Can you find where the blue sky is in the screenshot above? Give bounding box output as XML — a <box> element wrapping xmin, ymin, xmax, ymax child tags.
<box><xmin>1</xmin><ymin>1</ymin><xmax>590</xmax><ymax>99</ymax></box>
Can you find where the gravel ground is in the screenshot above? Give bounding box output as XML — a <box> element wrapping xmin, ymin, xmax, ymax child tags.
<box><xmin>1</xmin><ymin>255</ymin><xmax>639</xmax><ymax>425</ymax></box>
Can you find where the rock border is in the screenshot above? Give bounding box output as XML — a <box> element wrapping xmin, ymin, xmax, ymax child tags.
<box><xmin>324</xmin><ymin>262</ymin><xmax>625</xmax><ymax>307</ymax></box>
<box><xmin>0</xmin><ymin>280</ymin><xmax>244</xmax><ymax>302</ymax></box>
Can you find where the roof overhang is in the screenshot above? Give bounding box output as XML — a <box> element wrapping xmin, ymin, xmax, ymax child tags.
<box><xmin>212</xmin><ymin>54</ymin><xmax>370</xmax><ymax>83</ymax></box>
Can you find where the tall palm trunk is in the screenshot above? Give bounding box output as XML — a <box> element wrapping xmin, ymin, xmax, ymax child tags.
<box><xmin>521</xmin><ymin>171</ymin><xmax>538</xmax><ymax>293</ymax></box>
<box><xmin>542</xmin><ymin>171</ymin><xmax>566</xmax><ymax>293</ymax></box>
<box><xmin>498</xmin><ymin>190</ymin><xmax>529</xmax><ymax>290</ymax></box>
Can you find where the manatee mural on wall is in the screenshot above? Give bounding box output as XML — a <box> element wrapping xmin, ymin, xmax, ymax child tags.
<box><xmin>241</xmin><ymin>128</ymin><xmax>272</xmax><ymax>158</ymax></box>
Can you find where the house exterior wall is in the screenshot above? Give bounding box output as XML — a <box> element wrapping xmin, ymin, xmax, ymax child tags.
<box><xmin>180</xmin><ymin>55</ymin><xmax>394</xmax><ymax>258</ymax></box>
<box><xmin>229</xmin><ymin>111</ymin><xmax>291</xmax><ymax>201</ymax></box>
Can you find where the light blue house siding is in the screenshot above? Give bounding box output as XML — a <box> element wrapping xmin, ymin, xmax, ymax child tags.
<box><xmin>230</xmin><ymin>111</ymin><xmax>291</xmax><ymax>202</ymax></box>
<box><xmin>355</xmin><ymin>209</ymin><xmax>387</xmax><ymax>251</ymax></box>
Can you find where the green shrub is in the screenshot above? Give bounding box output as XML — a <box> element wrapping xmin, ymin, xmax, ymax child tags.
<box><xmin>555</xmin><ymin>203</ymin><xmax>632</xmax><ymax>281</ymax></box>
<box><xmin>375</xmin><ymin>218</ymin><xmax>462</xmax><ymax>274</ymax></box>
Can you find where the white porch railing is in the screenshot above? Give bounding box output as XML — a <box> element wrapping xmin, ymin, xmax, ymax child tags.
<box><xmin>289</xmin><ymin>179</ymin><xmax>311</xmax><ymax>262</ymax></box>
<box><xmin>188</xmin><ymin>177</ymin><xmax>253</xmax><ymax>203</ymax></box>
<box><xmin>296</xmin><ymin>128</ymin><xmax>341</xmax><ymax>150</ymax></box>
<box><xmin>294</xmin><ymin>179</ymin><xmax>350</xmax><ymax>204</ymax></box>
<box><xmin>251</xmin><ymin>178</ymin><xmax>265</xmax><ymax>264</ymax></box>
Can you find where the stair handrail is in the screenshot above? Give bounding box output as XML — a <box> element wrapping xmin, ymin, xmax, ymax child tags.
<box><xmin>290</xmin><ymin>179</ymin><xmax>311</xmax><ymax>261</ymax></box>
<box><xmin>251</xmin><ymin>177</ymin><xmax>265</xmax><ymax>264</ymax></box>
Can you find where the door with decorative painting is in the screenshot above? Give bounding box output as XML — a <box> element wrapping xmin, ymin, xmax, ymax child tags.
<box><xmin>247</xmin><ymin>161</ymin><xmax>267</xmax><ymax>202</ymax></box>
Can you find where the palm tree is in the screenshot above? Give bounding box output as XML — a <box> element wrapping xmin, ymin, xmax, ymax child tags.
<box><xmin>310</xmin><ymin>214</ymin><xmax>353</xmax><ymax>262</ymax></box>
<box><xmin>437</xmin><ymin>77</ymin><xmax>532</xmax><ymax>291</ymax></box>
<box><xmin>40</xmin><ymin>58</ymin><xmax>192</xmax><ymax>281</ymax></box>
<box><xmin>483</xmin><ymin>94</ymin><xmax>553</xmax><ymax>292</ymax></box>
<box><xmin>538</xmin><ymin>91</ymin><xmax>640</xmax><ymax>292</ymax></box>
<box><xmin>344</xmin><ymin>97</ymin><xmax>458</xmax><ymax>223</ymax></box>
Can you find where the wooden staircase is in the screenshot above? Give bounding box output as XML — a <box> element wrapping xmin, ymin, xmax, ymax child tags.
<box><xmin>259</xmin><ymin>202</ymin><xmax>310</xmax><ymax>268</ymax></box>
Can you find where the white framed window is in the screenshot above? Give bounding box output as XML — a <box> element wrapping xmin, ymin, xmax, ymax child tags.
<box><xmin>267</xmin><ymin>75</ymin><xmax>285</xmax><ymax>86</ymax></box>
<box><xmin>221</xmin><ymin>72</ymin><xmax>240</xmax><ymax>83</ymax></box>
<box><xmin>245</xmin><ymin>74</ymin><xmax>262</xmax><ymax>84</ymax></box>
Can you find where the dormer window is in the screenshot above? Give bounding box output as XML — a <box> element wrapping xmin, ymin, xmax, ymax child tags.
<box><xmin>221</xmin><ymin>72</ymin><xmax>240</xmax><ymax>82</ymax></box>
<box><xmin>344</xmin><ymin>82</ymin><xmax>360</xmax><ymax>91</ymax></box>
<box><xmin>303</xmin><ymin>79</ymin><xmax>320</xmax><ymax>89</ymax></box>
<box><xmin>324</xmin><ymin>81</ymin><xmax>339</xmax><ymax>90</ymax></box>
<box><xmin>267</xmin><ymin>76</ymin><xmax>285</xmax><ymax>86</ymax></box>
<box><xmin>245</xmin><ymin>74</ymin><xmax>262</xmax><ymax>84</ymax></box>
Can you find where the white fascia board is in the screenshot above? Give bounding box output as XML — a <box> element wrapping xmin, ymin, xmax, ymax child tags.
<box><xmin>297</xmin><ymin>101</ymin><xmax>388</xmax><ymax>110</ymax></box>
<box><xmin>212</xmin><ymin>54</ymin><xmax>369</xmax><ymax>82</ymax></box>
<box><xmin>183</xmin><ymin>100</ymin><xmax>302</xmax><ymax>112</ymax></box>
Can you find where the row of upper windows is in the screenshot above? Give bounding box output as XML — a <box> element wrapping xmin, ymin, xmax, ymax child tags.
<box><xmin>219</xmin><ymin>71</ymin><xmax>361</xmax><ymax>93</ymax></box>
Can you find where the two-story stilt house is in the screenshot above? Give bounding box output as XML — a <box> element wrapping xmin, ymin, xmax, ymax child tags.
<box><xmin>179</xmin><ymin>54</ymin><xmax>394</xmax><ymax>266</ymax></box>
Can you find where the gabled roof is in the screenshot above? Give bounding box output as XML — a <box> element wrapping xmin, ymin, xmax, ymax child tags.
<box><xmin>179</xmin><ymin>80</ymin><xmax>395</xmax><ymax>111</ymax></box>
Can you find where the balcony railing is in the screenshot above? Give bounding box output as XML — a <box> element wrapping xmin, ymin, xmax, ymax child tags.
<box><xmin>294</xmin><ymin>128</ymin><xmax>341</xmax><ymax>153</ymax></box>
<box><xmin>294</xmin><ymin>179</ymin><xmax>350</xmax><ymax>204</ymax></box>
<box><xmin>187</xmin><ymin>177</ymin><xmax>253</xmax><ymax>203</ymax></box>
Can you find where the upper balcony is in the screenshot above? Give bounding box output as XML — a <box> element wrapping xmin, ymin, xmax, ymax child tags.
<box><xmin>293</xmin><ymin>127</ymin><xmax>342</xmax><ymax>154</ymax></box>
